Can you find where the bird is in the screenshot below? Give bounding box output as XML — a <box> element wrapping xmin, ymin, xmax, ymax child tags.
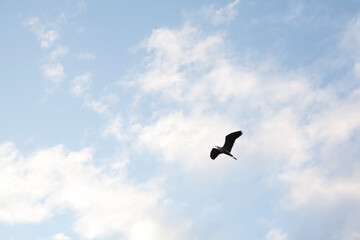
<box><xmin>210</xmin><ymin>131</ymin><xmax>242</xmax><ymax>160</ymax></box>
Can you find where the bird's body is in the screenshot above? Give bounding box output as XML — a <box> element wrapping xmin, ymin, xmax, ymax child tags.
<box><xmin>210</xmin><ymin>131</ymin><xmax>242</xmax><ymax>160</ymax></box>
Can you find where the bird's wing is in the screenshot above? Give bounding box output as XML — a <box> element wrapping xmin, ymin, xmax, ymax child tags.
<box><xmin>210</xmin><ymin>148</ymin><xmax>221</xmax><ymax>160</ymax></box>
<box><xmin>223</xmin><ymin>131</ymin><xmax>242</xmax><ymax>152</ymax></box>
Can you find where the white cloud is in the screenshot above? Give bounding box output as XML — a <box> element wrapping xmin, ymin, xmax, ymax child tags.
<box><xmin>247</xmin><ymin>108</ymin><xmax>311</xmax><ymax>168</ymax></box>
<box><xmin>0</xmin><ymin>142</ymin><xmax>187</xmax><ymax>240</ymax></box>
<box><xmin>24</xmin><ymin>17</ymin><xmax>59</xmax><ymax>48</ymax></box>
<box><xmin>53</xmin><ymin>233</ymin><xmax>71</xmax><ymax>240</ymax></box>
<box><xmin>266</xmin><ymin>229</ymin><xmax>288</xmax><ymax>240</ymax></box>
<box><xmin>50</xmin><ymin>46</ymin><xmax>69</xmax><ymax>61</ymax></box>
<box><xmin>139</xmin><ymin>25</ymin><xmax>226</xmax><ymax>100</ymax></box>
<box><xmin>135</xmin><ymin>23</ymin><xmax>325</xmax><ymax>172</ymax></box>
<box><xmin>23</xmin><ymin>17</ymin><xmax>68</xmax><ymax>94</ymax></box>
<box><xmin>40</xmin><ymin>30</ymin><xmax>58</xmax><ymax>48</ymax></box>
<box><xmin>84</xmin><ymin>99</ymin><xmax>109</xmax><ymax>114</ymax></box>
<box><xmin>70</xmin><ymin>73</ymin><xmax>91</xmax><ymax>97</ymax></box>
<box><xmin>134</xmin><ymin>15</ymin><xmax>360</xmax><ymax>189</ymax></box>
<box><xmin>201</xmin><ymin>0</ymin><xmax>240</xmax><ymax>25</ymax></box>
<box><xmin>280</xmin><ymin>167</ymin><xmax>360</xmax><ymax>209</ymax></box>
<box><xmin>340</xmin><ymin>16</ymin><xmax>360</xmax><ymax>56</ymax></box>
<box><xmin>277</xmin><ymin>162</ymin><xmax>360</xmax><ymax>239</ymax></box>
<box><xmin>306</xmin><ymin>88</ymin><xmax>360</xmax><ymax>144</ymax></box>
<box><xmin>18</xmin><ymin>5</ymin><xmax>360</xmax><ymax>239</ymax></box>
<box><xmin>204</xmin><ymin>59</ymin><xmax>258</xmax><ymax>102</ymax></box>
<box><xmin>130</xmin><ymin>16</ymin><xmax>360</xmax><ymax>240</ymax></box>
<box><xmin>82</xmin><ymin>94</ymin><xmax>119</xmax><ymax>116</ymax></box>
<box><xmin>213</xmin><ymin>0</ymin><xmax>240</xmax><ymax>25</ymax></box>
<box><xmin>138</xmin><ymin>111</ymin><xmax>239</xmax><ymax>171</ymax></box>
<box><xmin>138</xmin><ymin>23</ymin><xmax>314</xmax><ymax>108</ymax></box>
<box><xmin>0</xmin><ymin>142</ymin><xmax>57</xmax><ymax>223</ymax></box>
<box><xmin>103</xmin><ymin>114</ymin><xmax>123</xmax><ymax>141</ymax></box>
<box><xmin>42</xmin><ymin>63</ymin><xmax>65</xmax><ymax>84</ymax></box>
<box><xmin>137</xmin><ymin>23</ymin><xmax>262</xmax><ymax>111</ymax></box>
<box><xmin>69</xmin><ymin>74</ymin><xmax>121</xmax><ymax>116</ymax></box>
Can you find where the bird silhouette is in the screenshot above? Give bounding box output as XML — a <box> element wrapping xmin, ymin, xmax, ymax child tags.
<box><xmin>210</xmin><ymin>131</ymin><xmax>242</xmax><ymax>160</ymax></box>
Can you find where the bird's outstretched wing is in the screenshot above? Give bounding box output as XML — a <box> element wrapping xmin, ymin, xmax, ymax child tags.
<box><xmin>210</xmin><ymin>148</ymin><xmax>221</xmax><ymax>160</ymax></box>
<box><xmin>223</xmin><ymin>131</ymin><xmax>242</xmax><ymax>152</ymax></box>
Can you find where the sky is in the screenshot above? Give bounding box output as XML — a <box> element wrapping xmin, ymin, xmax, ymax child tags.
<box><xmin>1</xmin><ymin>0</ymin><xmax>360</xmax><ymax>239</ymax></box>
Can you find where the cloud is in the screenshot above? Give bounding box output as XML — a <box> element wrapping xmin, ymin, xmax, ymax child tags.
<box><xmin>306</xmin><ymin>89</ymin><xmax>360</xmax><ymax>144</ymax></box>
<box><xmin>42</xmin><ymin>63</ymin><xmax>65</xmax><ymax>85</ymax></box>
<box><xmin>127</xmin><ymin>12</ymin><xmax>360</xmax><ymax>240</ymax></box>
<box><xmin>103</xmin><ymin>114</ymin><xmax>123</xmax><ymax>141</ymax></box>
<box><xmin>0</xmin><ymin>142</ymin><xmax>187</xmax><ymax>239</ymax></box>
<box><xmin>266</xmin><ymin>229</ymin><xmax>288</xmax><ymax>240</ymax></box>
<box><xmin>81</xmin><ymin>93</ymin><xmax>120</xmax><ymax>116</ymax></box>
<box><xmin>201</xmin><ymin>0</ymin><xmax>240</xmax><ymax>25</ymax></box>
<box><xmin>138</xmin><ymin>24</ymin><xmax>259</xmax><ymax>106</ymax></box>
<box><xmin>141</xmin><ymin>25</ymin><xmax>224</xmax><ymax>91</ymax></box>
<box><xmin>53</xmin><ymin>233</ymin><xmax>71</xmax><ymax>240</ymax></box>
<box><xmin>203</xmin><ymin>59</ymin><xmax>258</xmax><ymax>102</ymax></box>
<box><xmin>69</xmin><ymin>74</ymin><xmax>119</xmax><ymax>116</ymax></box>
<box><xmin>83</xmin><ymin>99</ymin><xmax>110</xmax><ymax>114</ymax></box>
<box><xmin>283</xmin><ymin>2</ymin><xmax>304</xmax><ymax>23</ymax></box>
<box><xmin>137</xmin><ymin>111</ymin><xmax>238</xmax><ymax>171</ymax></box>
<box><xmin>278</xmin><ymin>163</ymin><xmax>360</xmax><ymax>239</ymax></box>
<box><xmin>139</xmin><ymin>26</ymin><xmax>200</xmax><ymax>98</ymax></box>
<box><xmin>24</xmin><ymin>17</ymin><xmax>59</xmax><ymax>48</ymax></box>
<box><xmin>247</xmin><ymin>108</ymin><xmax>311</xmax><ymax>167</ymax></box>
<box><xmin>265</xmin><ymin>14</ymin><xmax>360</xmax><ymax>240</ymax></box>
<box><xmin>50</xmin><ymin>46</ymin><xmax>69</xmax><ymax>61</ymax></box>
<box><xmin>280</xmin><ymin>168</ymin><xmax>360</xmax><ymax>209</ymax></box>
<box><xmin>134</xmin><ymin>23</ymin><xmax>319</xmax><ymax>171</ymax></box>
<box><xmin>17</xmin><ymin>3</ymin><xmax>360</xmax><ymax>239</ymax></box>
<box><xmin>340</xmin><ymin>15</ymin><xmax>360</xmax><ymax>83</ymax></box>
<box><xmin>340</xmin><ymin>16</ymin><xmax>360</xmax><ymax>57</ymax></box>
<box><xmin>23</xmin><ymin>17</ymin><xmax>67</xmax><ymax>94</ymax></box>
<box><xmin>70</xmin><ymin>73</ymin><xmax>91</xmax><ymax>97</ymax></box>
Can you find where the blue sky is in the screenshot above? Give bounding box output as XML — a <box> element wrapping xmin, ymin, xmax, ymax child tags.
<box><xmin>1</xmin><ymin>1</ymin><xmax>360</xmax><ymax>239</ymax></box>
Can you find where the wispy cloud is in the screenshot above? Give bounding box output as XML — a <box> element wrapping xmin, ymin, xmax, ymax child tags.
<box><xmin>42</xmin><ymin>63</ymin><xmax>65</xmax><ymax>85</ymax></box>
<box><xmin>23</xmin><ymin>16</ymin><xmax>68</xmax><ymax>95</ymax></box>
<box><xmin>23</xmin><ymin>17</ymin><xmax>59</xmax><ymax>48</ymax></box>
<box><xmin>283</xmin><ymin>1</ymin><xmax>304</xmax><ymax>23</ymax></box>
<box><xmin>53</xmin><ymin>233</ymin><xmax>71</xmax><ymax>240</ymax></box>
<box><xmin>83</xmin><ymin>99</ymin><xmax>110</xmax><ymax>115</ymax></box>
<box><xmin>266</xmin><ymin>229</ymin><xmax>288</xmax><ymax>240</ymax></box>
<box><xmin>50</xmin><ymin>46</ymin><xmax>69</xmax><ymax>61</ymax></box>
<box><xmin>70</xmin><ymin>73</ymin><xmax>91</xmax><ymax>97</ymax></box>
<box><xmin>103</xmin><ymin>115</ymin><xmax>123</xmax><ymax>141</ymax></box>
<box><xmin>201</xmin><ymin>0</ymin><xmax>240</xmax><ymax>25</ymax></box>
<box><xmin>69</xmin><ymin>74</ymin><xmax>119</xmax><ymax>117</ymax></box>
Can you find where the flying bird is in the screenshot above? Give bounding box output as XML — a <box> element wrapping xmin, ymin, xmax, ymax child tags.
<box><xmin>210</xmin><ymin>131</ymin><xmax>242</xmax><ymax>160</ymax></box>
